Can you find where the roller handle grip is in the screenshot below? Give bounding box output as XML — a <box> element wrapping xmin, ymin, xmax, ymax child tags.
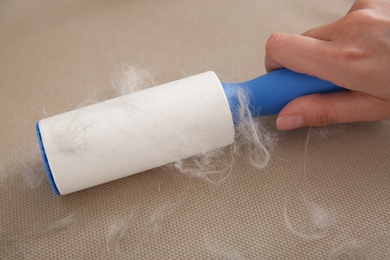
<box><xmin>222</xmin><ymin>68</ymin><xmax>344</xmax><ymax>119</ymax></box>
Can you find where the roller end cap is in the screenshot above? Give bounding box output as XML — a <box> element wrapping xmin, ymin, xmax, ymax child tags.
<box><xmin>35</xmin><ymin>122</ymin><xmax>60</xmax><ymax>196</ymax></box>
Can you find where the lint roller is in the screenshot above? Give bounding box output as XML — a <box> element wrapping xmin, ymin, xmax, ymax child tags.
<box><xmin>36</xmin><ymin>69</ymin><xmax>343</xmax><ymax>195</ymax></box>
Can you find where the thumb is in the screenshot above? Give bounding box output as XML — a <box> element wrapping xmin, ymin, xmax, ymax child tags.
<box><xmin>276</xmin><ymin>91</ymin><xmax>390</xmax><ymax>130</ymax></box>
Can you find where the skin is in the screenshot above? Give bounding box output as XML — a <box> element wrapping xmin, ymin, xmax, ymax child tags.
<box><xmin>265</xmin><ymin>0</ymin><xmax>390</xmax><ymax>130</ymax></box>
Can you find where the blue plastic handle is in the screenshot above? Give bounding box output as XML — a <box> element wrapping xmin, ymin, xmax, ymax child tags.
<box><xmin>222</xmin><ymin>68</ymin><xmax>344</xmax><ymax>121</ymax></box>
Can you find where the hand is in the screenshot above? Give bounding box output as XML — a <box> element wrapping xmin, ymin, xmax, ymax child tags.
<box><xmin>265</xmin><ymin>0</ymin><xmax>390</xmax><ymax>130</ymax></box>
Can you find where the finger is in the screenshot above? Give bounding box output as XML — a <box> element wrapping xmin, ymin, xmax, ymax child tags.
<box><xmin>265</xmin><ymin>33</ymin><xmax>334</xmax><ymax>80</ymax></box>
<box><xmin>276</xmin><ymin>91</ymin><xmax>390</xmax><ymax>130</ymax></box>
<box><xmin>303</xmin><ymin>1</ymin><xmax>375</xmax><ymax>40</ymax></box>
<box><xmin>347</xmin><ymin>0</ymin><xmax>372</xmax><ymax>14</ymax></box>
<box><xmin>302</xmin><ymin>22</ymin><xmax>337</xmax><ymax>40</ymax></box>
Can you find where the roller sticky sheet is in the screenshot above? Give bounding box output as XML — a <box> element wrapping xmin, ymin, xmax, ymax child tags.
<box><xmin>36</xmin><ymin>69</ymin><xmax>343</xmax><ymax>195</ymax></box>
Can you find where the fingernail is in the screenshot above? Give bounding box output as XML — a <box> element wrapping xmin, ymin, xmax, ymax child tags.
<box><xmin>277</xmin><ymin>115</ymin><xmax>304</xmax><ymax>130</ymax></box>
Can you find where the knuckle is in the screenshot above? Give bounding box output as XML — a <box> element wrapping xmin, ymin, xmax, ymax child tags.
<box><xmin>315</xmin><ymin>111</ymin><xmax>334</xmax><ymax>127</ymax></box>
<box><xmin>265</xmin><ymin>33</ymin><xmax>283</xmax><ymax>55</ymax></box>
<box><xmin>301</xmin><ymin>95</ymin><xmax>339</xmax><ymax>126</ymax></box>
<box><xmin>339</xmin><ymin>47</ymin><xmax>365</xmax><ymax>62</ymax></box>
<box><xmin>335</xmin><ymin>46</ymin><xmax>368</xmax><ymax>82</ymax></box>
<box><xmin>347</xmin><ymin>9</ymin><xmax>382</xmax><ymax>29</ymax></box>
<box><xmin>316</xmin><ymin>103</ymin><xmax>339</xmax><ymax>127</ymax></box>
<box><xmin>356</xmin><ymin>9</ymin><xmax>381</xmax><ymax>25</ymax></box>
<box><xmin>303</xmin><ymin>27</ymin><xmax>320</xmax><ymax>38</ymax></box>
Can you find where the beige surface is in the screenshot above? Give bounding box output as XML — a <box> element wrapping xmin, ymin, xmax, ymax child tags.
<box><xmin>1</xmin><ymin>0</ymin><xmax>390</xmax><ymax>258</ymax></box>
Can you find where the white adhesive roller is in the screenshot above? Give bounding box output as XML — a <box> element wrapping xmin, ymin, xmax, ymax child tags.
<box><xmin>36</xmin><ymin>72</ymin><xmax>235</xmax><ymax>195</ymax></box>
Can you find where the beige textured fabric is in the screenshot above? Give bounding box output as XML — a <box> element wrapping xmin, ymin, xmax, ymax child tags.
<box><xmin>1</xmin><ymin>0</ymin><xmax>390</xmax><ymax>258</ymax></box>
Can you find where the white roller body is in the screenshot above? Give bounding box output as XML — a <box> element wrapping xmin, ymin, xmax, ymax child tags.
<box><xmin>38</xmin><ymin>72</ymin><xmax>235</xmax><ymax>195</ymax></box>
